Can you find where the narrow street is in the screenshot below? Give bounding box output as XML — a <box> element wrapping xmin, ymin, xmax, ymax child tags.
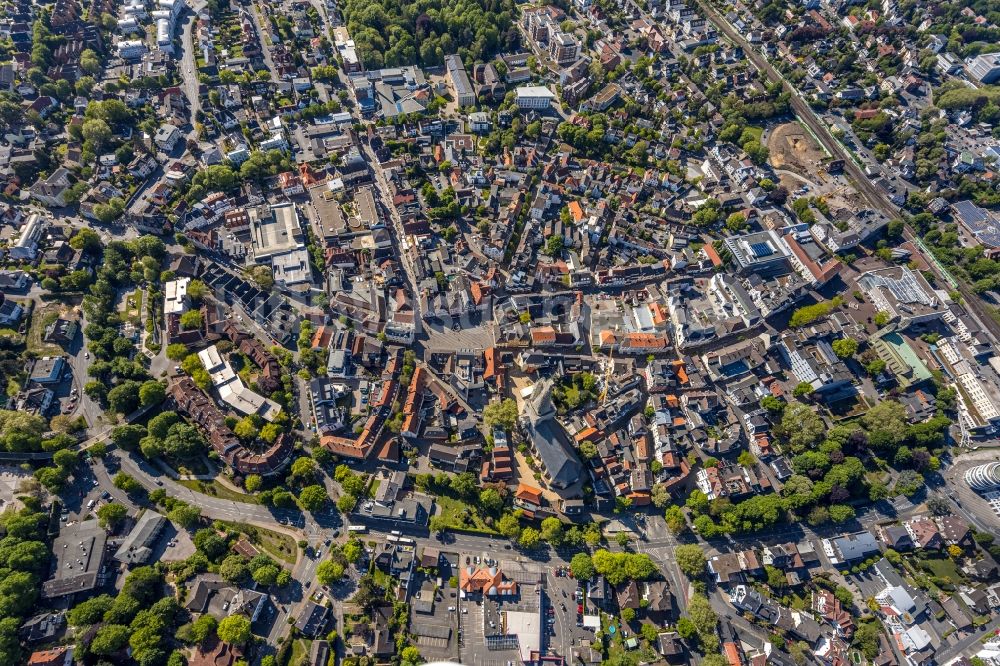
<box><xmin>361</xmin><ymin>140</ymin><xmax>423</xmax><ymax>338</ymax></box>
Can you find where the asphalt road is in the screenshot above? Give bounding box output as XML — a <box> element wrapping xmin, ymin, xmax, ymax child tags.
<box><xmin>178</xmin><ymin>2</ymin><xmax>205</xmax><ymax>121</ymax></box>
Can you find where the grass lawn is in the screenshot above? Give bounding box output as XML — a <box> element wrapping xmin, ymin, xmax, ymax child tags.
<box><xmin>177</xmin><ymin>478</ymin><xmax>259</xmax><ymax>504</ymax></box>
<box><xmin>433</xmin><ymin>495</ymin><xmax>496</xmax><ymax>533</ymax></box>
<box><xmin>122</xmin><ymin>289</ymin><xmax>144</xmax><ymax>323</ymax></box>
<box><xmin>174</xmin><ymin>457</ymin><xmax>211</xmax><ymax>476</ymax></box>
<box><xmin>218</xmin><ymin>520</ymin><xmax>297</xmax><ymax>565</ymax></box>
<box><xmin>745</xmin><ymin>126</ymin><xmax>764</xmax><ymax>143</ymax></box>
<box><xmin>27</xmin><ymin>303</ymin><xmax>65</xmax><ymax>356</ymax></box>
<box><xmin>918</xmin><ymin>554</ymin><xmax>965</xmax><ymax>582</ymax></box>
<box><xmin>286</xmin><ymin>638</ymin><xmax>311</xmax><ymax>666</ymax></box>
<box><xmin>372</xmin><ymin>566</ymin><xmax>392</xmax><ymax>590</ymax></box>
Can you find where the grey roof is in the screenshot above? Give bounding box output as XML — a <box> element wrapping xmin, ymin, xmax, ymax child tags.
<box><xmin>114</xmin><ymin>510</ymin><xmax>166</xmax><ymax>564</ymax></box>
<box><xmin>833</xmin><ymin>531</ymin><xmax>880</xmax><ymax>561</ymax></box>
<box><xmin>445</xmin><ymin>54</ymin><xmax>474</xmax><ymax>100</ymax></box>
<box><xmin>413</xmin><ymin>624</ymin><xmax>451</xmax><ymax>639</ymax></box>
<box><xmin>296</xmin><ymin>600</ymin><xmax>331</xmax><ymax>637</ymax></box>
<box><xmin>520</xmin><ymin>378</ymin><xmax>582</xmax><ymax>488</ymax></box>
<box><xmin>42</xmin><ymin>519</ymin><xmax>107</xmax><ymax>599</ymax></box>
<box><xmin>524</xmin><ymin>418</ymin><xmax>582</xmax><ymax>489</ymax></box>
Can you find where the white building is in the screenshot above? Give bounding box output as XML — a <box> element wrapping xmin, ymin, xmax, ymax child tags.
<box><xmin>10</xmin><ymin>213</ymin><xmax>46</xmax><ymax>260</ymax></box>
<box><xmin>198</xmin><ymin>345</ymin><xmax>281</xmax><ymax>421</ymax></box>
<box><xmin>516</xmin><ymin>86</ymin><xmax>556</xmax><ymax>110</ymax></box>
<box><xmin>164</xmin><ymin>277</ymin><xmax>191</xmax><ymax>315</ymax></box>
<box><xmin>966</xmin><ymin>53</ymin><xmax>1000</xmax><ymax>85</ymax></box>
<box><xmin>117</xmin><ymin>39</ymin><xmax>148</xmax><ymax>60</ymax></box>
<box><xmin>154</xmin><ymin>124</ymin><xmax>182</xmax><ymax>151</ymax></box>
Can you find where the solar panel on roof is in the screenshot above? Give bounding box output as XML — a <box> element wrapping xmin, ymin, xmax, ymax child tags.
<box><xmin>749</xmin><ymin>241</ymin><xmax>773</xmax><ymax>258</ymax></box>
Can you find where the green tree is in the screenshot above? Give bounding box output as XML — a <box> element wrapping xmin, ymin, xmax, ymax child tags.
<box><xmin>336</xmin><ymin>494</ymin><xmax>357</xmax><ymax>513</ymax></box>
<box><xmin>483</xmin><ymin>399</ymin><xmax>518</xmax><ymax>430</ymax></box>
<box><xmin>686</xmin><ymin>593</ymin><xmax>719</xmax><ymax>650</ymax></box>
<box><xmin>665</xmin><ymin>505</ymin><xmax>687</xmax><ymax>534</ymax></box>
<box><xmin>298</xmin><ymin>485</ymin><xmax>328</xmax><ymax>512</ymax></box>
<box><xmin>251</xmin><ymin>564</ymin><xmax>281</xmax><ymax>587</ymax></box>
<box><xmin>216</xmin><ymin>615</ymin><xmax>251</xmax><ymax>645</ymax></box>
<box><xmin>400</xmin><ymin>646</ymin><xmax>422</xmax><ymax>666</ymax></box>
<box><xmin>479</xmin><ymin>487</ymin><xmax>503</xmax><ymax>513</ymax></box>
<box><xmin>545</xmin><ymin>235</ymin><xmax>565</xmax><ymax>256</ymax></box>
<box><xmin>789</xmin><ymin>298</ymin><xmax>842</xmax><ymax>327</ymax></box>
<box><xmin>497</xmin><ymin>513</ymin><xmax>521</xmax><ymax>539</ymax></box>
<box><xmin>518</xmin><ymin>526</ymin><xmax>541</xmax><ymax>549</ymax></box>
<box><xmin>166</xmin><ymin>343</ymin><xmax>189</xmax><ymax>361</ymax></box>
<box><xmin>219</xmin><ymin>555</ymin><xmax>249</xmax><ymax>584</ymax></box>
<box><xmin>81</xmin><ymin>118</ymin><xmax>112</xmax><ymax>152</ymax></box>
<box><xmin>179</xmin><ymin>310</ymin><xmax>202</xmax><ymax>331</ymax></box>
<box><xmin>68</xmin><ymin>594</ymin><xmax>115</xmax><ymax>626</ymax></box>
<box><xmin>540</xmin><ymin>517</ymin><xmax>564</xmax><ymax>546</ymax></box>
<box><xmin>831</xmin><ymin>337</ymin><xmax>859</xmax><ymax>359</ymax></box>
<box><xmin>139</xmin><ymin>380</ymin><xmax>166</xmax><ymax>407</ymax></box>
<box><xmin>674</xmin><ymin>544</ymin><xmax>706</xmax><ymax>578</ymax></box>
<box><xmin>107</xmin><ymin>380</ymin><xmax>143</xmax><ymax>414</ymax></box>
<box><xmin>168</xmin><ymin>504</ymin><xmax>202</xmax><ymax>529</ymax></box>
<box><xmin>780</xmin><ymin>403</ymin><xmax>825</xmax><ymax>453</ymax></box>
<box><xmin>316</xmin><ymin>559</ymin><xmax>344</xmax><ymax>585</ymax></box>
<box><xmin>570</xmin><ymin>552</ymin><xmax>595</xmax><ymax>580</ymax></box>
<box><xmin>90</xmin><ymin>624</ymin><xmax>130</xmax><ymax>655</ymax></box>
<box><xmin>185</xmin><ymin>615</ymin><xmax>218</xmax><ymax>646</ymax></box>
<box><xmin>853</xmin><ymin>622</ymin><xmax>881</xmax><ymax>659</ymax></box>
<box><xmin>578</xmin><ymin>440</ymin><xmax>598</xmax><ymax>459</ymax></box>
<box><xmin>829</xmin><ymin>504</ymin><xmax>856</xmax><ymax>523</ymax></box>
<box><xmin>244</xmin><ymin>475</ymin><xmax>262</xmax><ymax>493</ymax></box>
<box><xmin>96</xmin><ymin>502</ymin><xmax>128</xmax><ymax>528</ymax></box>
<box><xmin>793</xmin><ymin>382</ymin><xmax>814</xmax><ymax>398</ymax></box>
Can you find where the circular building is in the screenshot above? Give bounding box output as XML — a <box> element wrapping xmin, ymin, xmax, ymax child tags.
<box><xmin>965</xmin><ymin>463</ymin><xmax>1000</xmax><ymax>491</ymax></box>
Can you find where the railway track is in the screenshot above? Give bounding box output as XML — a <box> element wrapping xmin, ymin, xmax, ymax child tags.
<box><xmin>693</xmin><ymin>0</ymin><xmax>1000</xmax><ymax>343</ymax></box>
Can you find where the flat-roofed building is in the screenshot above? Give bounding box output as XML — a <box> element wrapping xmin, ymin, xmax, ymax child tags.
<box><xmin>198</xmin><ymin>345</ymin><xmax>281</xmax><ymax>421</ymax></box>
<box><xmin>856</xmin><ymin>266</ymin><xmax>940</xmax><ymax>327</ymax></box>
<box><xmin>249</xmin><ymin>203</ymin><xmax>305</xmax><ymax>263</ymax></box>
<box><xmin>164</xmin><ymin>277</ymin><xmax>191</xmax><ymax>315</ymax></box>
<box><xmin>42</xmin><ymin>519</ymin><xmax>107</xmax><ymax>600</ymax></box>
<box><xmin>516</xmin><ymin>86</ymin><xmax>556</xmax><ymax>109</ymax></box>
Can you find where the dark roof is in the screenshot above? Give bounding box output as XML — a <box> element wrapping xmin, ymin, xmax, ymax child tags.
<box><xmin>295</xmin><ymin>601</ymin><xmax>331</xmax><ymax>638</ymax></box>
<box><xmin>524</xmin><ymin>417</ymin><xmax>582</xmax><ymax>488</ymax></box>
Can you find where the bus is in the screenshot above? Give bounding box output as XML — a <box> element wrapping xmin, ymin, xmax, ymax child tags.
<box><xmin>347</xmin><ymin>525</ymin><xmax>367</xmax><ymax>534</ymax></box>
<box><xmin>386</xmin><ymin>533</ymin><xmax>414</xmax><ymax>545</ymax></box>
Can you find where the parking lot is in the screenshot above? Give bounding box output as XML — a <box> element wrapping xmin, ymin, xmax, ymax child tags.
<box><xmin>409</xmin><ymin>572</ymin><xmax>460</xmax><ymax>664</ymax></box>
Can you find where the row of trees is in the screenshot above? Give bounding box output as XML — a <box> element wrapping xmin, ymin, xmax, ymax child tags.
<box><xmin>0</xmin><ymin>504</ymin><xmax>51</xmax><ymax>664</ymax></box>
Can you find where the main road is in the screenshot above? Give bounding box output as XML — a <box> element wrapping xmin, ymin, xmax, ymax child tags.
<box><xmin>177</xmin><ymin>0</ymin><xmax>206</xmax><ymax>120</ymax></box>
